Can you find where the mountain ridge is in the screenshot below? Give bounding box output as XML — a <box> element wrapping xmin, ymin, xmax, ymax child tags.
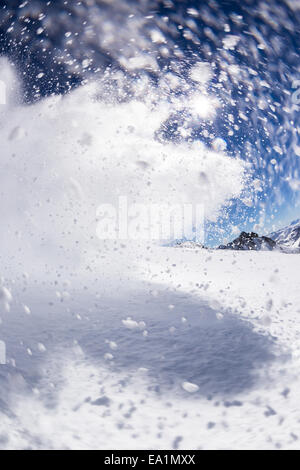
<box><xmin>216</xmin><ymin>218</ymin><xmax>300</xmax><ymax>252</ymax></box>
<box><xmin>171</xmin><ymin>218</ymin><xmax>300</xmax><ymax>252</ymax></box>
<box><xmin>268</xmin><ymin>219</ymin><xmax>300</xmax><ymax>250</ymax></box>
<box><xmin>218</xmin><ymin>231</ymin><xmax>276</xmax><ymax>251</ymax></box>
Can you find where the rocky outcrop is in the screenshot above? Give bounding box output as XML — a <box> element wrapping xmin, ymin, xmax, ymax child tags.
<box><xmin>218</xmin><ymin>232</ymin><xmax>276</xmax><ymax>251</ymax></box>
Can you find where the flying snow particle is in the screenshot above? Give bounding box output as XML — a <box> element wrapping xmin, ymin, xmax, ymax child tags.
<box><xmin>222</xmin><ymin>35</ymin><xmax>240</xmax><ymax>50</ymax></box>
<box><xmin>23</xmin><ymin>305</ymin><xmax>31</xmax><ymax>315</ymax></box>
<box><xmin>138</xmin><ymin>367</ymin><xmax>149</xmax><ymax>373</ymax></box>
<box><xmin>187</xmin><ymin>8</ymin><xmax>199</xmax><ymax>17</ymax></box>
<box><xmin>122</xmin><ymin>318</ymin><xmax>139</xmax><ymax>329</ymax></box>
<box><xmin>37</xmin><ymin>343</ymin><xmax>46</xmax><ymax>353</ymax></box>
<box><xmin>104</xmin><ymin>353</ymin><xmax>114</xmax><ymax>361</ymax></box>
<box><xmin>182</xmin><ymin>382</ymin><xmax>199</xmax><ymax>393</ymax></box>
<box><xmin>150</xmin><ymin>29</ymin><xmax>166</xmax><ymax>44</ymax></box>
<box><xmin>212</xmin><ymin>138</ymin><xmax>227</xmax><ymax>152</ymax></box>
<box><xmin>189</xmin><ymin>62</ymin><xmax>213</xmax><ymax>84</ymax></box>
<box><xmin>0</xmin><ymin>286</ymin><xmax>12</xmax><ymax>304</ymax></box>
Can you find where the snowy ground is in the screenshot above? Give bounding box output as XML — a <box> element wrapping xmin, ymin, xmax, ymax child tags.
<box><xmin>0</xmin><ymin>248</ymin><xmax>300</xmax><ymax>450</ymax></box>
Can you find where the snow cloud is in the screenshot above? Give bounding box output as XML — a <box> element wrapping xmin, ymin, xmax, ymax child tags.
<box><xmin>0</xmin><ymin>58</ymin><xmax>246</xmax><ymax>277</ymax></box>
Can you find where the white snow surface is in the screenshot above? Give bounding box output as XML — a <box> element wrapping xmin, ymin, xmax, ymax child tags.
<box><xmin>0</xmin><ymin>59</ymin><xmax>299</xmax><ymax>450</ymax></box>
<box><xmin>0</xmin><ymin>248</ymin><xmax>300</xmax><ymax>450</ymax></box>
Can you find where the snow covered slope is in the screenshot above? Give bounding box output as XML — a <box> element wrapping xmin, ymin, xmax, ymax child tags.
<box><xmin>0</xmin><ymin>248</ymin><xmax>300</xmax><ymax>450</ymax></box>
<box><xmin>269</xmin><ymin>219</ymin><xmax>300</xmax><ymax>251</ymax></box>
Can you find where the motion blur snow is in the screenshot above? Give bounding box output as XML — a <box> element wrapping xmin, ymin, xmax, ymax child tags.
<box><xmin>0</xmin><ymin>247</ymin><xmax>299</xmax><ymax>449</ymax></box>
<box><xmin>0</xmin><ymin>58</ymin><xmax>245</xmax><ymax>278</ymax></box>
<box><xmin>0</xmin><ymin>0</ymin><xmax>300</xmax><ymax>452</ymax></box>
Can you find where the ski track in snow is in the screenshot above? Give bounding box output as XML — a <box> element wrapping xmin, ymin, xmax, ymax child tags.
<box><xmin>0</xmin><ymin>249</ymin><xmax>300</xmax><ymax>450</ymax></box>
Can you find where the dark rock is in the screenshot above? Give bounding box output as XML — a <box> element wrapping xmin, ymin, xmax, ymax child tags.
<box><xmin>218</xmin><ymin>232</ymin><xmax>276</xmax><ymax>251</ymax></box>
